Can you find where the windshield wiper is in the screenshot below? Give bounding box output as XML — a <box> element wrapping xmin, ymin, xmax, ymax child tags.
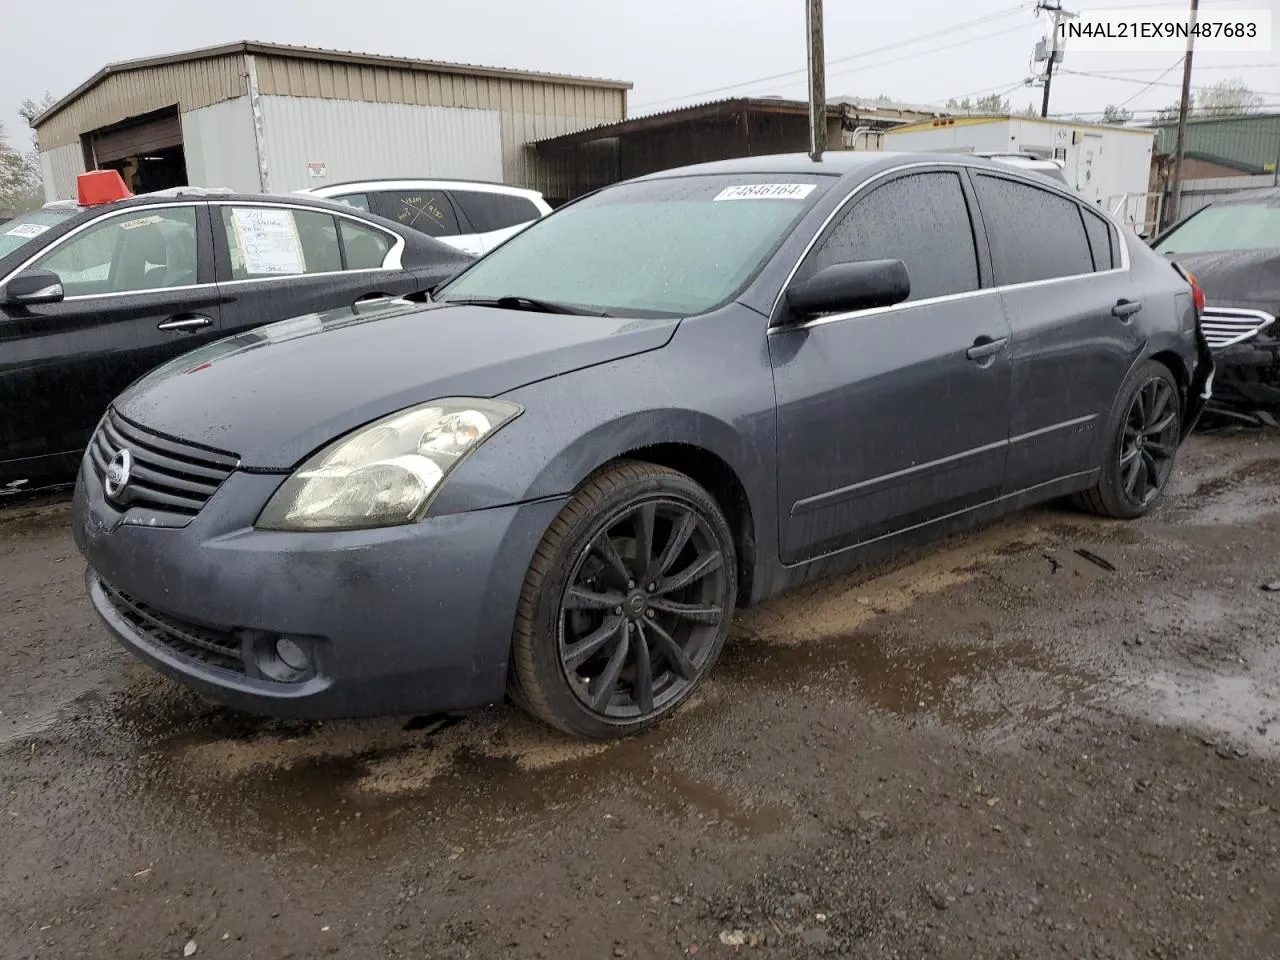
<box><xmin>442</xmin><ymin>295</ymin><xmax>609</xmax><ymax>317</ymax></box>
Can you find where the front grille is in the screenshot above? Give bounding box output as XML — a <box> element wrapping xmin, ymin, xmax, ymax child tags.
<box><xmin>89</xmin><ymin>409</ymin><xmax>239</xmax><ymax>520</ymax></box>
<box><xmin>1201</xmin><ymin>307</ymin><xmax>1276</xmax><ymax>350</ymax></box>
<box><xmin>99</xmin><ymin>578</ymin><xmax>246</xmax><ymax>674</ymax></box>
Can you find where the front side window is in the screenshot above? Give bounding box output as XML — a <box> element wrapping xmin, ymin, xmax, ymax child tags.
<box><xmin>376</xmin><ymin>190</ymin><xmax>460</xmax><ymax>238</ymax></box>
<box><xmin>220</xmin><ymin>207</ymin><xmax>342</xmax><ymax>280</ymax></box>
<box><xmin>973</xmin><ymin>174</ymin><xmax>1093</xmax><ymax>285</ymax></box>
<box><xmin>332</xmin><ymin>193</ymin><xmax>371</xmax><ymax>213</ymax></box>
<box><xmin>29</xmin><ymin>206</ymin><xmax>198</xmax><ymax>297</ymax></box>
<box><xmin>452</xmin><ymin>191</ymin><xmax>540</xmax><ymax>233</ymax></box>
<box><xmin>1153</xmin><ymin>203</ymin><xmax>1280</xmax><ymax>254</ymax></box>
<box><xmin>799</xmin><ymin>171</ymin><xmax>980</xmax><ymax>302</ymax></box>
<box><xmin>435</xmin><ymin>175</ymin><xmax>830</xmax><ymax>318</ymax></box>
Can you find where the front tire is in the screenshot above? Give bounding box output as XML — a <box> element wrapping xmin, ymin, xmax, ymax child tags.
<box><xmin>1075</xmin><ymin>359</ymin><xmax>1182</xmax><ymax>519</ymax></box>
<box><xmin>508</xmin><ymin>461</ymin><xmax>737</xmax><ymax>740</ymax></box>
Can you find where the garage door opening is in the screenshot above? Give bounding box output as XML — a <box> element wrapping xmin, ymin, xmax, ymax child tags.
<box><xmin>87</xmin><ymin>107</ymin><xmax>189</xmax><ymax>195</ymax></box>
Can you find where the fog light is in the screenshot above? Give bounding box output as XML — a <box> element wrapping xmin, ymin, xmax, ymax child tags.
<box><xmin>275</xmin><ymin>637</ymin><xmax>309</xmax><ymax>671</ymax></box>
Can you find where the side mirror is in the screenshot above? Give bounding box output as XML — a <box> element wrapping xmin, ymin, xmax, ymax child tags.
<box><xmin>785</xmin><ymin>259</ymin><xmax>910</xmax><ymax>319</ymax></box>
<box><xmin>3</xmin><ymin>269</ymin><xmax>65</xmax><ymax>306</ymax></box>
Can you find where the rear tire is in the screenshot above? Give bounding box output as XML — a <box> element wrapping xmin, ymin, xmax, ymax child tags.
<box><xmin>508</xmin><ymin>460</ymin><xmax>737</xmax><ymax>740</ymax></box>
<box><xmin>1075</xmin><ymin>359</ymin><xmax>1182</xmax><ymax>519</ymax></box>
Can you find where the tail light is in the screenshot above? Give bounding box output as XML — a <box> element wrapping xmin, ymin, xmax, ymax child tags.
<box><xmin>1185</xmin><ymin>270</ymin><xmax>1206</xmax><ymax>313</ymax></box>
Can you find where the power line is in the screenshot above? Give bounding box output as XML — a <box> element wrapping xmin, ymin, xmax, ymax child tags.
<box><xmin>1072</xmin><ymin>62</ymin><xmax>1279</xmax><ymax>74</ymax></box>
<box><xmin>823</xmin><ymin>23</ymin><xmax>1037</xmax><ymax>83</ymax></box>
<box><xmin>630</xmin><ymin>4</ymin><xmax>1028</xmax><ymax>110</ymax></box>
<box><xmin>1061</xmin><ymin>68</ymin><xmax>1280</xmax><ymax>97</ymax></box>
<box><xmin>1048</xmin><ymin>100</ymin><xmax>1280</xmax><ymax>117</ymax></box>
<box><xmin>1113</xmin><ymin>57</ymin><xmax>1186</xmax><ymax>109</ymax></box>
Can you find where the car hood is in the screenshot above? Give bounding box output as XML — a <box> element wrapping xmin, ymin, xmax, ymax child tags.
<box><xmin>1163</xmin><ymin>249</ymin><xmax>1280</xmax><ymax>311</ymax></box>
<box><xmin>114</xmin><ymin>299</ymin><xmax>680</xmax><ymax>470</ymax></box>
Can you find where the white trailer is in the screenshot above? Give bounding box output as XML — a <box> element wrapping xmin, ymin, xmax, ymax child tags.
<box><xmin>881</xmin><ymin>116</ymin><xmax>1155</xmax><ymax>234</ymax></box>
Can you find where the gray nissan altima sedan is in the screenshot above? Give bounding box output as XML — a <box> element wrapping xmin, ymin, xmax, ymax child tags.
<box><xmin>72</xmin><ymin>152</ymin><xmax>1213</xmax><ymax>740</ymax></box>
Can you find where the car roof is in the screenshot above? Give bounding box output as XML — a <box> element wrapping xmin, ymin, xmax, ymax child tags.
<box><xmin>630</xmin><ymin>150</ymin><xmax>1056</xmax><ymax>183</ymax></box>
<box><xmin>42</xmin><ymin>187</ymin><xmax>413</xmax><ymax>219</ymax></box>
<box><xmin>302</xmin><ymin>179</ymin><xmax>545</xmax><ymax>200</ymax></box>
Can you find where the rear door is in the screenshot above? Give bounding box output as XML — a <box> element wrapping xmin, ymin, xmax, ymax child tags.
<box><xmin>770</xmin><ymin>167</ymin><xmax>1013</xmax><ymax>563</ymax></box>
<box><xmin>0</xmin><ymin>202</ymin><xmax>220</xmax><ymax>475</ymax></box>
<box><xmin>211</xmin><ymin>202</ymin><xmax>419</xmax><ymax>337</ymax></box>
<box><xmin>970</xmin><ymin>171</ymin><xmax>1140</xmax><ymax>489</ymax></box>
<box><xmin>448</xmin><ymin>190</ymin><xmax>545</xmax><ymax>253</ymax></box>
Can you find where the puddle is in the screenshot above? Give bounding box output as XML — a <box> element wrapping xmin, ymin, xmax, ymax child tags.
<box><xmin>718</xmin><ymin>631</ymin><xmax>1099</xmax><ymax>734</ymax></box>
<box><xmin>135</xmin><ymin>693</ymin><xmax>785</xmax><ymax>861</ymax></box>
<box><xmin>1138</xmin><ymin>670</ymin><xmax>1280</xmax><ymax>759</ymax></box>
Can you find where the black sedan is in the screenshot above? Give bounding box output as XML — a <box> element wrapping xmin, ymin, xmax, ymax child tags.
<box><xmin>72</xmin><ymin>152</ymin><xmax>1212</xmax><ymax>740</ymax></box>
<box><xmin>1151</xmin><ymin>188</ymin><xmax>1280</xmax><ymax>416</ymax></box>
<box><xmin>0</xmin><ymin>174</ymin><xmax>472</xmax><ymax>492</ymax></box>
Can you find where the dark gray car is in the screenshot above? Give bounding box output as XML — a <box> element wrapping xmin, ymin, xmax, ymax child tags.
<box><xmin>71</xmin><ymin>152</ymin><xmax>1213</xmax><ymax>740</ymax></box>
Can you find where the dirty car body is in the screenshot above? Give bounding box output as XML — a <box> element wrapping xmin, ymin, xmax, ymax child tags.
<box><xmin>1151</xmin><ymin>188</ymin><xmax>1280</xmax><ymax>418</ymax></box>
<box><xmin>72</xmin><ymin>152</ymin><xmax>1213</xmax><ymax>738</ymax></box>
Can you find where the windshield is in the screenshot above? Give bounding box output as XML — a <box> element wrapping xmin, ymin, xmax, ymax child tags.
<box><xmin>1154</xmin><ymin>203</ymin><xmax>1280</xmax><ymax>255</ymax></box>
<box><xmin>0</xmin><ymin>207</ymin><xmax>78</xmax><ymax>260</ymax></box>
<box><xmin>435</xmin><ymin>175</ymin><xmax>830</xmax><ymax>317</ymax></box>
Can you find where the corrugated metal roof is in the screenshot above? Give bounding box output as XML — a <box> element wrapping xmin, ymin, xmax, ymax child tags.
<box><xmin>529</xmin><ymin>96</ymin><xmax>848</xmax><ymax>147</ymax></box>
<box><xmin>32</xmin><ymin>40</ymin><xmax>632</xmax><ymax>129</ymax></box>
<box><xmin>1151</xmin><ymin>113</ymin><xmax>1280</xmax><ymax>172</ymax></box>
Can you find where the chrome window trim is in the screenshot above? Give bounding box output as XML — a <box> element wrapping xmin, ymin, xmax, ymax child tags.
<box><xmin>0</xmin><ymin>200</ymin><xmax>406</xmax><ymax>306</ymax></box>
<box><xmin>1199</xmin><ymin>305</ymin><xmax>1277</xmax><ymax>349</ymax></box>
<box><xmin>768</xmin><ymin>160</ymin><xmax>1131</xmax><ymax>332</ymax></box>
<box><xmin>0</xmin><ymin>201</ymin><xmax>202</xmax><ymax>295</ymax></box>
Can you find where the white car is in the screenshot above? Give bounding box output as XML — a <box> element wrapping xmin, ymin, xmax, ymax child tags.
<box><xmin>297</xmin><ymin>179</ymin><xmax>552</xmax><ymax>257</ymax></box>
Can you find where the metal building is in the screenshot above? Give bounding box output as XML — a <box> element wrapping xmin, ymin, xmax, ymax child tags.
<box><xmin>30</xmin><ymin>41</ymin><xmax>631</xmax><ymax>204</ymax></box>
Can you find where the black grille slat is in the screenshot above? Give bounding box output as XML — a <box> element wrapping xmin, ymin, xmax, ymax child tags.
<box><xmin>127</xmin><ymin>461</ymin><xmax>221</xmax><ymax>498</ymax></box>
<box><xmin>100</xmin><ymin>579</ymin><xmax>245</xmax><ymax>674</ymax></box>
<box><xmin>90</xmin><ymin>409</ymin><xmax>239</xmax><ymax>520</ymax></box>
<box><xmin>108</xmin><ymin>412</ymin><xmax>239</xmax><ymax>471</ymax></box>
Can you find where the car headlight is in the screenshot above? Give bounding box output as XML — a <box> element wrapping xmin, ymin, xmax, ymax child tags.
<box><xmin>256</xmin><ymin>398</ymin><xmax>521</xmax><ymax>531</ymax></box>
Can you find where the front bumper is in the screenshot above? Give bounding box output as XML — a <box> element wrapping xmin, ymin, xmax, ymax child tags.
<box><xmin>72</xmin><ymin>456</ymin><xmax>566</xmax><ymax>719</ymax></box>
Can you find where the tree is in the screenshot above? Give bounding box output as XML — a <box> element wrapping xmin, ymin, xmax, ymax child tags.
<box><xmin>1102</xmin><ymin>104</ymin><xmax>1134</xmax><ymax>125</ymax></box>
<box><xmin>18</xmin><ymin>91</ymin><xmax>56</xmax><ymax>127</ymax></box>
<box><xmin>1196</xmin><ymin>78</ymin><xmax>1264</xmax><ymax>117</ymax></box>
<box><xmin>0</xmin><ymin>122</ymin><xmax>44</xmax><ymax>217</ymax></box>
<box><xmin>945</xmin><ymin>96</ymin><xmax>974</xmax><ymax>111</ymax></box>
<box><xmin>1015</xmin><ymin>102</ymin><xmax>1040</xmax><ymax>118</ymax></box>
<box><xmin>1154</xmin><ymin>79</ymin><xmax>1263</xmax><ymax>124</ymax></box>
<box><xmin>974</xmin><ymin>93</ymin><xmax>1012</xmax><ymax>114</ymax></box>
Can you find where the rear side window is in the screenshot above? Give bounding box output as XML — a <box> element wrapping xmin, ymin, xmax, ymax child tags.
<box><xmin>973</xmin><ymin>175</ymin><xmax>1093</xmax><ymax>285</ymax></box>
<box><xmin>374</xmin><ymin>190</ymin><xmax>460</xmax><ymax>238</ymax></box>
<box><xmin>220</xmin><ymin>207</ymin><xmax>342</xmax><ymax>279</ymax></box>
<box><xmin>800</xmin><ymin>171</ymin><xmax>980</xmax><ymax>303</ymax></box>
<box><xmin>1081</xmin><ymin>207</ymin><xmax>1118</xmax><ymax>271</ymax></box>
<box><xmin>451</xmin><ymin>191</ymin><xmax>541</xmax><ymax>233</ymax></box>
<box><xmin>338</xmin><ymin>218</ymin><xmax>393</xmax><ymax>269</ymax></box>
<box><xmin>331</xmin><ymin>193</ymin><xmax>371</xmax><ymax>213</ymax></box>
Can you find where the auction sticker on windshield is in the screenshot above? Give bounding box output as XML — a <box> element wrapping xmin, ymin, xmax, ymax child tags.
<box><xmin>5</xmin><ymin>223</ymin><xmax>49</xmax><ymax>238</ymax></box>
<box><xmin>714</xmin><ymin>184</ymin><xmax>817</xmax><ymax>201</ymax></box>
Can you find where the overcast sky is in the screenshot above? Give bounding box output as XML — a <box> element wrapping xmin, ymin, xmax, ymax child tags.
<box><xmin>3</xmin><ymin>0</ymin><xmax>1278</xmax><ymax>155</ymax></box>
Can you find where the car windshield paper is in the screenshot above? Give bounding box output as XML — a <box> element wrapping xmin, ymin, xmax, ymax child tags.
<box><xmin>436</xmin><ymin>176</ymin><xmax>825</xmax><ymax>318</ymax></box>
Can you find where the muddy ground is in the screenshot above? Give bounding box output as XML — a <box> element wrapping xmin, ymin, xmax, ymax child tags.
<box><xmin>3</xmin><ymin>431</ymin><xmax>1280</xmax><ymax>960</ymax></box>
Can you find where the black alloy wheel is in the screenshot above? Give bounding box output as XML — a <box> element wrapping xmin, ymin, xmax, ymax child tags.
<box><xmin>1076</xmin><ymin>359</ymin><xmax>1183</xmax><ymax>520</ymax></box>
<box><xmin>559</xmin><ymin>497</ymin><xmax>728</xmax><ymax>719</ymax></box>
<box><xmin>509</xmin><ymin>461</ymin><xmax>737</xmax><ymax>739</ymax></box>
<box><xmin>1119</xmin><ymin>376</ymin><xmax>1179</xmax><ymax>507</ymax></box>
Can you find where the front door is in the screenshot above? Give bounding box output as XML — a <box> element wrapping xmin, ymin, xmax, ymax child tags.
<box><xmin>770</xmin><ymin>169</ymin><xmax>1013</xmax><ymax>564</ymax></box>
<box><xmin>0</xmin><ymin>202</ymin><xmax>220</xmax><ymax>482</ymax></box>
<box><xmin>210</xmin><ymin>202</ymin><xmax>417</xmax><ymax>337</ymax></box>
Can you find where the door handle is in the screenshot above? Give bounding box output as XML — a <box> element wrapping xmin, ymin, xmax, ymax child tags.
<box><xmin>157</xmin><ymin>314</ymin><xmax>214</xmax><ymax>333</ymax></box>
<box><xmin>965</xmin><ymin>335</ymin><xmax>1009</xmax><ymax>362</ymax></box>
<box><xmin>1112</xmin><ymin>299</ymin><xmax>1143</xmax><ymax>320</ymax></box>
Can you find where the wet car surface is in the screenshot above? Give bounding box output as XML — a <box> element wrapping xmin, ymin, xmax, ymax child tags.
<box><xmin>5</xmin><ymin>429</ymin><xmax>1280</xmax><ymax>959</ymax></box>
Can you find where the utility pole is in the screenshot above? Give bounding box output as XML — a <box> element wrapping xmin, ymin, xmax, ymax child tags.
<box><xmin>807</xmin><ymin>0</ymin><xmax>826</xmax><ymax>161</ymax></box>
<box><xmin>1032</xmin><ymin>1</ymin><xmax>1074</xmax><ymax>117</ymax></box>
<box><xmin>1168</xmin><ymin>0</ymin><xmax>1199</xmax><ymax>225</ymax></box>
